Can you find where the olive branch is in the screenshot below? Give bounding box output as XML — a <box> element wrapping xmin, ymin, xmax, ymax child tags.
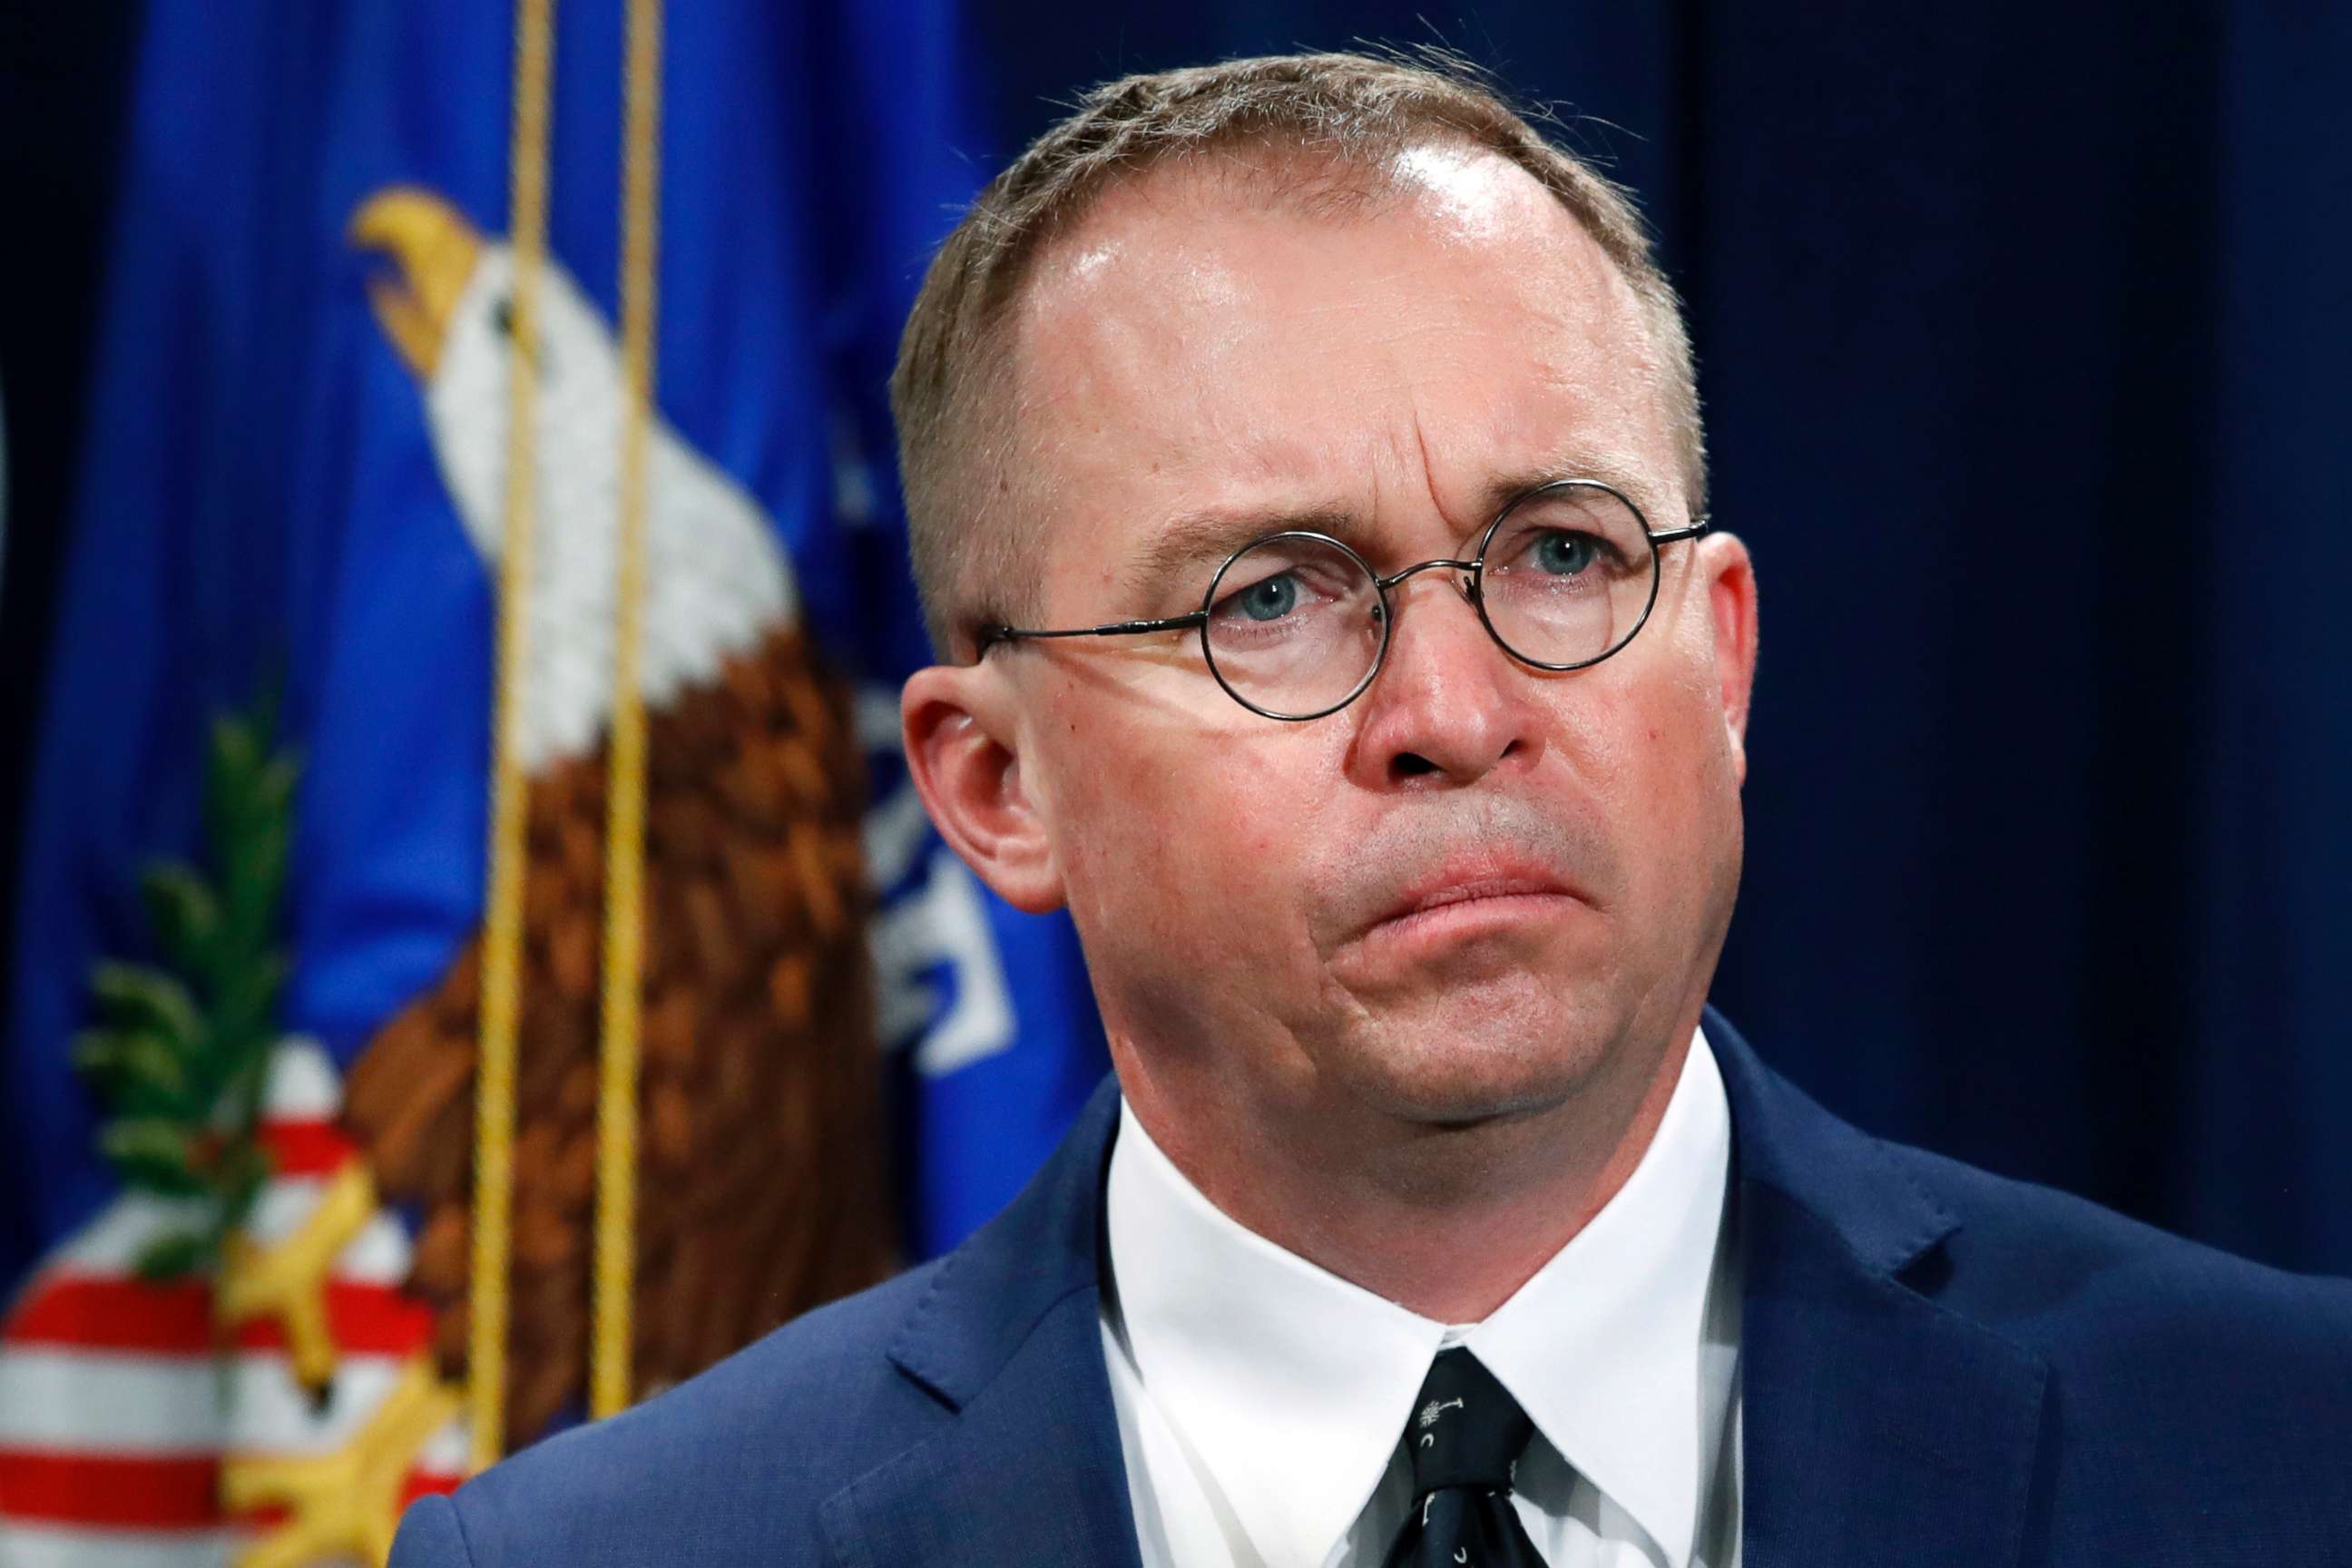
<box><xmin>72</xmin><ymin>697</ymin><xmax>300</xmax><ymax>1279</ymax></box>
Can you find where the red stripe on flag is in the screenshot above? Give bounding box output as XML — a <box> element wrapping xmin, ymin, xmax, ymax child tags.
<box><xmin>0</xmin><ymin>1452</ymin><xmax>464</xmax><ymax>1532</ymax></box>
<box><xmin>0</xmin><ymin>1451</ymin><xmax>220</xmax><ymax>1529</ymax></box>
<box><xmin>9</xmin><ymin>1276</ymin><xmax>435</xmax><ymax>1357</ymax></box>
<box><xmin>257</xmin><ymin>1121</ymin><xmax>354</xmax><ymax>1177</ymax></box>
<box><xmin>6</xmin><ymin>1277</ymin><xmax>210</xmax><ymax>1349</ymax></box>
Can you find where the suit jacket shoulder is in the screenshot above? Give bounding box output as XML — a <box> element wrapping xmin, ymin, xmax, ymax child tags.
<box><xmin>1889</xmin><ymin>1127</ymin><xmax>2352</xmax><ymax>1348</ymax></box>
<box><xmin>1728</xmin><ymin>1042</ymin><xmax>2352</xmax><ymax>1564</ymax></box>
<box><xmin>1883</xmin><ymin>1132</ymin><xmax>2352</xmax><ymax>1529</ymax></box>
<box><xmin>390</xmin><ymin>1061</ymin><xmax>1139</xmax><ymax>1568</ymax></box>
<box><xmin>388</xmin><ymin>1259</ymin><xmax>957</xmax><ymax>1566</ymax></box>
<box><xmin>1786</xmin><ymin>1064</ymin><xmax>2352</xmax><ymax>1381</ymax></box>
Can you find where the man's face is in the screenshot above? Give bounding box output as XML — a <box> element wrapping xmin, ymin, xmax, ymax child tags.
<box><xmin>919</xmin><ymin>145</ymin><xmax>1755</xmax><ymax>1133</ymax></box>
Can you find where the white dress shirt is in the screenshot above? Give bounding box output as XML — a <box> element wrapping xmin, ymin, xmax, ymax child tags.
<box><xmin>1099</xmin><ymin>1026</ymin><xmax>1743</xmax><ymax>1568</ymax></box>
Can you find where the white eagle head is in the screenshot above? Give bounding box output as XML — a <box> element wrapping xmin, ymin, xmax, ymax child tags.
<box><xmin>348</xmin><ymin>186</ymin><xmax>797</xmax><ymax>769</ymax></box>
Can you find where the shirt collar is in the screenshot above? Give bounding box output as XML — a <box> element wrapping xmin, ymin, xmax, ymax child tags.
<box><xmin>1102</xmin><ymin>1024</ymin><xmax>1735</xmax><ymax>1568</ymax></box>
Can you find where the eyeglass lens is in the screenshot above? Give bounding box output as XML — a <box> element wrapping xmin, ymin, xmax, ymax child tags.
<box><xmin>1478</xmin><ymin>484</ymin><xmax>1656</xmax><ymax>670</ymax></box>
<box><xmin>1199</xmin><ymin>486</ymin><xmax>1658</xmax><ymax>719</ymax></box>
<box><xmin>1202</xmin><ymin>534</ymin><xmax>1387</xmax><ymax>719</ymax></box>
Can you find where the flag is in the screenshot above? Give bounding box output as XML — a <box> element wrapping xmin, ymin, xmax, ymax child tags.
<box><xmin>0</xmin><ymin>1</ymin><xmax>1106</xmax><ymax>1559</ymax></box>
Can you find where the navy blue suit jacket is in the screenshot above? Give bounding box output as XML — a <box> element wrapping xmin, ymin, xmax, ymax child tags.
<box><xmin>390</xmin><ymin>1008</ymin><xmax>2352</xmax><ymax>1565</ymax></box>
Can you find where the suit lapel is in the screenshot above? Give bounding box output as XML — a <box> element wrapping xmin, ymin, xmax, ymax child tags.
<box><xmin>820</xmin><ymin>1075</ymin><xmax>1144</xmax><ymax>1568</ymax></box>
<box><xmin>1707</xmin><ymin>1007</ymin><xmax>2050</xmax><ymax>1568</ymax></box>
<box><xmin>817</xmin><ymin>1287</ymin><xmax>1143</xmax><ymax>1568</ymax></box>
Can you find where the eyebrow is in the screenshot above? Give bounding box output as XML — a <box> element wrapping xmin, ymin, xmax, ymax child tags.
<box><xmin>1119</xmin><ymin>448</ymin><xmax>1671</xmax><ymax>604</ymax></box>
<box><xmin>1121</xmin><ymin>502</ymin><xmax>1367</xmax><ymax>604</ymax></box>
<box><xmin>1488</xmin><ymin>449</ymin><xmax>1670</xmax><ymax>522</ymax></box>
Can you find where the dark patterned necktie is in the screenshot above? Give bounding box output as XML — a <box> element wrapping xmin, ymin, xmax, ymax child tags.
<box><xmin>1381</xmin><ymin>1347</ymin><xmax>1546</xmax><ymax>1568</ymax></box>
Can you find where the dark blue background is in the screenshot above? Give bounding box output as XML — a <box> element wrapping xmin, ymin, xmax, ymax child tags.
<box><xmin>5</xmin><ymin>1</ymin><xmax>2346</xmax><ymax>1278</ymax></box>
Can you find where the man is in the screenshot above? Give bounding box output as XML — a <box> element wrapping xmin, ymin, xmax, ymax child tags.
<box><xmin>392</xmin><ymin>51</ymin><xmax>2352</xmax><ymax>1568</ymax></box>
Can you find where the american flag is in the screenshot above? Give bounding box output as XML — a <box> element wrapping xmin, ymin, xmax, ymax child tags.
<box><xmin>0</xmin><ymin>1040</ymin><xmax>462</xmax><ymax>1566</ymax></box>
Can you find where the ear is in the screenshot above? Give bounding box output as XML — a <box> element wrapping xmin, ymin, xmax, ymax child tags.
<box><xmin>1700</xmin><ymin>532</ymin><xmax>1759</xmax><ymax>785</ymax></box>
<box><xmin>900</xmin><ymin>662</ymin><xmax>1067</xmax><ymax>914</ymax></box>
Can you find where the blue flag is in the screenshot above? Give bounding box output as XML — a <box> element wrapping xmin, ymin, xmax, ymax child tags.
<box><xmin>0</xmin><ymin>0</ymin><xmax>1104</xmax><ymax>1553</ymax></box>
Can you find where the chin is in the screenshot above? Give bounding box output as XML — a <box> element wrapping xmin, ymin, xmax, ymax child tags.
<box><xmin>1320</xmin><ymin>981</ymin><xmax>1622</xmax><ymax>1126</ymax></box>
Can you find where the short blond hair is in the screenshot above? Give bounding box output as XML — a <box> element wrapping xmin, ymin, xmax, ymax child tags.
<box><xmin>889</xmin><ymin>49</ymin><xmax>1704</xmax><ymax>659</ymax></box>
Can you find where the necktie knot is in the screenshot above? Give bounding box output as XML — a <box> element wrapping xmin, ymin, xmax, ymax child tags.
<box><xmin>1406</xmin><ymin>1347</ymin><xmax>1534</xmax><ymax>1498</ymax></box>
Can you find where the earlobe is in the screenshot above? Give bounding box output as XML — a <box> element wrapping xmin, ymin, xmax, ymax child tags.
<box><xmin>900</xmin><ymin>664</ymin><xmax>1067</xmax><ymax>915</ymax></box>
<box><xmin>1704</xmin><ymin>534</ymin><xmax>1759</xmax><ymax>785</ymax></box>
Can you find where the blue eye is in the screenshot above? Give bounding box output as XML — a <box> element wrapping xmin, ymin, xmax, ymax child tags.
<box><xmin>1533</xmin><ymin>531</ymin><xmax>1597</xmax><ymax>575</ymax></box>
<box><xmin>1237</xmin><ymin>573</ymin><xmax>1299</xmax><ymax>622</ymax></box>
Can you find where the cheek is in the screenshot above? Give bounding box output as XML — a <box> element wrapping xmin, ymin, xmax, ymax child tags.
<box><xmin>1621</xmin><ymin>655</ymin><xmax>1744</xmax><ymax>922</ymax></box>
<box><xmin>1044</xmin><ymin>691</ymin><xmax>1309</xmax><ymax>946</ymax></box>
<box><xmin>1596</xmin><ymin>583</ymin><xmax>1737</xmax><ymax>765</ymax></box>
<box><xmin>1553</xmin><ymin>631</ymin><xmax>1738</xmax><ymax>900</ymax></box>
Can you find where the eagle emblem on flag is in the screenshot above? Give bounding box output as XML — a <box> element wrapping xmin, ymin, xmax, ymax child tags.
<box><xmin>0</xmin><ymin>186</ymin><xmax>897</xmax><ymax>1565</ymax></box>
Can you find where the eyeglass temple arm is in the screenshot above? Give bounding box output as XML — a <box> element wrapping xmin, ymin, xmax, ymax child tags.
<box><xmin>975</xmin><ymin>611</ymin><xmax>1209</xmax><ymax>656</ymax></box>
<box><xmin>1649</xmin><ymin>516</ymin><xmax>1712</xmax><ymax>544</ymax></box>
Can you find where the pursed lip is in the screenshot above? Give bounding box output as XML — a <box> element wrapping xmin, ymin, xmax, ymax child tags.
<box><xmin>1368</xmin><ymin>860</ymin><xmax>1585</xmax><ymax>935</ymax></box>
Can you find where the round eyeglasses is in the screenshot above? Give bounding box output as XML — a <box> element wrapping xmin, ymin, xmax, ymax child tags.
<box><xmin>975</xmin><ymin>477</ymin><xmax>1710</xmax><ymax>720</ymax></box>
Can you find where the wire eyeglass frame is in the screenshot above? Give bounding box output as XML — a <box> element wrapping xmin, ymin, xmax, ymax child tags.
<box><xmin>973</xmin><ymin>476</ymin><xmax>1711</xmax><ymax>721</ymax></box>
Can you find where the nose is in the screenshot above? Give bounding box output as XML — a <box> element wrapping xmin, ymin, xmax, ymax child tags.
<box><xmin>1346</xmin><ymin>568</ymin><xmax>1544</xmax><ymax>789</ymax></box>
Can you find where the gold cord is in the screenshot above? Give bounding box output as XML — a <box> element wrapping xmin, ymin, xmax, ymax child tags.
<box><xmin>470</xmin><ymin>0</ymin><xmax>556</xmax><ymax>1472</ymax></box>
<box><xmin>592</xmin><ymin>0</ymin><xmax>662</xmax><ymax>1420</ymax></box>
